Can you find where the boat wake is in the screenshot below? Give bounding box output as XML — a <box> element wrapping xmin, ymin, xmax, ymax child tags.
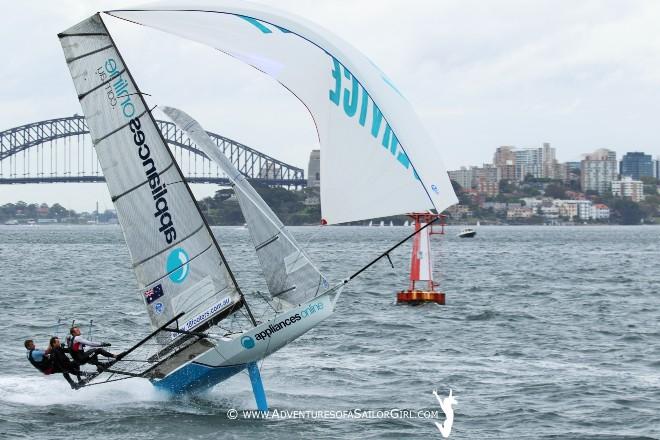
<box><xmin>0</xmin><ymin>375</ymin><xmax>162</xmax><ymax>407</ymax></box>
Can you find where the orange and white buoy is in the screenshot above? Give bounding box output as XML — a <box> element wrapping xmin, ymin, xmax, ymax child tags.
<box><xmin>396</xmin><ymin>213</ymin><xmax>446</xmax><ymax>305</ymax></box>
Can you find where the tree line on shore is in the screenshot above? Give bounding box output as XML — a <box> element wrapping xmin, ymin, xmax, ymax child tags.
<box><xmin>3</xmin><ymin>177</ymin><xmax>659</xmax><ymax>226</ymax></box>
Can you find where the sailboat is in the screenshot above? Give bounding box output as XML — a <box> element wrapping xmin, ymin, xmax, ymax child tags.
<box><xmin>57</xmin><ymin>1</ymin><xmax>457</xmax><ymax>409</ymax></box>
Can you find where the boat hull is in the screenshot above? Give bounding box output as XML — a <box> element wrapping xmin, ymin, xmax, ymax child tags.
<box><xmin>458</xmin><ymin>231</ymin><xmax>476</xmax><ymax>238</ymax></box>
<box><xmin>152</xmin><ymin>290</ymin><xmax>337</xmax><ymax>394</ymax></box>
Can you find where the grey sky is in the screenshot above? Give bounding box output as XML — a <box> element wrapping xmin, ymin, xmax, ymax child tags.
<box><xmin>1</xmin><ymin>0</ymin><xmax>659</xmax><ymax>211</ymax></box>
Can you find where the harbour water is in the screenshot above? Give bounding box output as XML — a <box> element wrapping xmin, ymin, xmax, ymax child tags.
<box><xmin>0</xmin><ymin>225</ymin><xmax>658</xmax><ymax>439</ymax></box>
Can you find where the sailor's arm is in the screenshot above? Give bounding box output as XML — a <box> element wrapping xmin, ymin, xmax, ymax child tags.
<box><xmin>74</xmin><ymin>336</ymin><xmax>106</xmax><ymax>347</ymax></box>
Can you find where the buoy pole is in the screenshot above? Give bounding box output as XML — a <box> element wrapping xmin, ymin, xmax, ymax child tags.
<box><xmin>396</xmin><ymin>213</ymin><xmax>446</xmax><ymax>305</ymax></box>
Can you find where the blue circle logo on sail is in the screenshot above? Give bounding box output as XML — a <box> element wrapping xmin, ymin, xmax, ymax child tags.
<box><xmin>166</xmin><ymin>248</ymin><xmax>190</xmax><ymax>283</ymax></box>
<box><xmin>241</xmin><ymin>336</ymin><xmax>255</xmax><ymax>349</ymax></box>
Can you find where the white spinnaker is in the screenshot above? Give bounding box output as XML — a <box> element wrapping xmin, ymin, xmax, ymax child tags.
<box><xmin>58</xmin><ymin>14</ymin><xmax>243</xmax><ymax>334</ymax></box>
<box><xmin>106</xmin><ymin>1</ymin><xmax>458</xmax><ymax>224</ymax></box>
<box><xmin>162</xmin><ymin>106</ymin><xmax>329</xmax><ymax>307</ymax></box>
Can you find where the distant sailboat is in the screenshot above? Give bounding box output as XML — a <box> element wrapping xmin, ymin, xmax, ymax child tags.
<box><xmin>389</xmin><ymin>221</ymin><xmax>394</xmax><ymax>227</ymax></box>
<box><xmin>368</xmin><ymin>220</ymin><xmax>373</xmax><ymax>227</ymax></box>
<box><xmin>379</xmin><ymin>221</ymin><xmax>385</xmax><ymax>227</ymax></box>
<box><xmin>57</xmin><ymin>2</ymin><xmax>457</xmax><ymax>408</ymax></box>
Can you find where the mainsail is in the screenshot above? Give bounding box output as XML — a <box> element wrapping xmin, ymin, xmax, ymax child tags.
<box><xmin>161</xmin><ymin>107</ymin><xmax>329</xmax><ymax>307</ymax></box>
<box><xmin>58</xmin><ymin>14</ymin><xmax>246</xmax><ymax>337</ymax></box>
<box><xmin>106</xmin><ymin>1</ymin><xmax>458</xmax><ymax>224</ymax></box>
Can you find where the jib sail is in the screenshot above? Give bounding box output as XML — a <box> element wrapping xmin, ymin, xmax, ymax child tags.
<box><xmin>162</xmin><ymin>106</ymin><xmax>329</xmax><ymax>307</ymax></box>
<box><xmin>58</xmin><ymin>14</ymin><xmax>244</xmax><ymax>336</ymax></box>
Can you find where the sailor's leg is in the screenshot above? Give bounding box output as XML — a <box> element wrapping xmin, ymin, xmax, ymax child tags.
<box><xmin>94</xmin><ymin>348</ymin><xmax>115</xmax><ymax>358</ymax></box>
<box><xmin>62</xmin><ymin>372</ymin><xmax>77</xmax><ymax>389</ymax></box>
<box><xmin>247</xmin><ymin>362</ymin><xmax>268</xmax><ymax>412</ymax></box>
<box><xmin>75</xmin><ymin>350</ymin><xmax>97</xmax><ymax>366</ymax></box>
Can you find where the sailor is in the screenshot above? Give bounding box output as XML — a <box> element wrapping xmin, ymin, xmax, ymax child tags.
<box><xmin>25</xmin><ymin>339</ymin><xmax>52</xmax><ymax>374</ymax></box>
<box><xmin>66</xmin><ymin>325</ymin><xmax>117</xmax><ymax>369</ymax></box>
<box><xmin>47</xmin><ymin>336</ymin><xmax>85</xmax><ymax>389</ymax></box>
<box><xmin>24</xmin><ymin>339</ymin><xmax>78</xmax><ymax>389</ymax></box>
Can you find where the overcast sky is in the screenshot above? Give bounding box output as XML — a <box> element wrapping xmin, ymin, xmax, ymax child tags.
<box><xmin>1</xmin><ymin>0</ymin><xmax>660</xmax><ymax>211</ymax></box>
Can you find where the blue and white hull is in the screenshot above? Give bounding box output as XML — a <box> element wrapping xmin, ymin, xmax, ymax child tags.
<box><xmin>151</xmin><ymin>290</ymin><xmax>337</xmax><ymax>395</ymax></box>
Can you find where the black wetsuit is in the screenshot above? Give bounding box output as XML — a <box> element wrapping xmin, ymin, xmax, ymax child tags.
<box><xmin>50</xmin><ymin>346</ymin><xmax>83</xmax><ymax>385</ymax></box>
<box><xmin>27</xmin><ymin>348</ymin><xmax>78</xmax><ymax>389</ymax></box>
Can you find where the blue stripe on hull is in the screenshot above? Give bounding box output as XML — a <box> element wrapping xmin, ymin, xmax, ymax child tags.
<box><xmin>152</xmin><ymin>362</ymin><xmax>247</xmax><ymax>394</ymax></box>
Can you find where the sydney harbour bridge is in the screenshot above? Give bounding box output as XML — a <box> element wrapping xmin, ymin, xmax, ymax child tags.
<box><xmin>0</xmin><ymin>115</ymin><xmax>306</xmax><ymax>187</ymax></box>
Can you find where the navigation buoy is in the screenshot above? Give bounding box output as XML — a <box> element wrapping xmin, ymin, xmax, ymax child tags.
<box><xmin>397</xmin><ymin>213</ymin><xmax>446</xmax><ymax>305</ymax></box>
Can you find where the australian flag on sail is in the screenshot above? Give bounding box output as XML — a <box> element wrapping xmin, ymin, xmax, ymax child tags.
<box><xmin>144</xmin><ymin>284</ymin><xmax>164</xmax><ymax>304</ymax></box>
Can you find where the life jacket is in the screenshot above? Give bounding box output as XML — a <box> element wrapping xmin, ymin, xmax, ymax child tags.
<box><xmin>66</xmin><ymin>335</ymin><xmax>84</xmax><ymax>362</ymax></box>
<box><xmin>27</xmin><ymin>349</ymin><xmax>53</xmax><ymax>375</ymax></box>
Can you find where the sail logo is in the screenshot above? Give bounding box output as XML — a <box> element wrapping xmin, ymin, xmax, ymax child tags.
<box><xmin>328</xmin><ymin>57</ymin><xmax>415</xmax><ymax>178</ymax></box>
<box><xmin>174</xmin><ymin>296</ymin><xmax>233</xmax><ymax>337</ymax></box>
<box><xmin>238</xmin><ymin>15</ymin><xmax>291</xmax><ymax>34</ymax></box>
<box><xmin>241</xmin><ymin>336</ymin><xmax>255</xmax><ymax>349</ymax></box>
<box><xmin>100</xmin><ymin>57</ymin><xmax>178</xmax><ymax>245</ymax></box>
<box><xmin>101</xmin><ymin>58</ymin><xmax>136</xmax><ymax>119</ymax></box>
<box><xmin>166</xmin><ymin>248</ymin><xmax>190</xmax><ymax>283</ymax></box>
<box><xmin>128</xmin><ymin>113</ymin><xmax>178</xmax><ymax>244</ymax></box>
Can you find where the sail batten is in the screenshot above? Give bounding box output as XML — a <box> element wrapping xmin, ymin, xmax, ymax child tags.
<box><xmin>59</xmin><ymin>13</ymin><xmax>245</xmax><ymax>339</ymax></box>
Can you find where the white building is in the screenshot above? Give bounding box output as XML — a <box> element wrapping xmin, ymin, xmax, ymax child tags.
<box><xmin>591</xmin><ymin>204</ymin><xmax>610</xmax><ymax>220</ymax></box>
<box><xmin>576</xmin><ymin>200</ymin><xmax>594</xmax><ymax>220</ymax></box>
<box><xmin>540</xmin><ymin>205</ymin><xmax>559</xmax><ymax>219</ymax></box>
<box><xmin>448</xmin><ymin>167</ymin><xmax>473</xmax><ymax>191</ymax></box>
<box><xmin>581</xmin><ymin>149</ymin><xmax>618</xmax><ymax>194</ymax></box>
<box><xmin>447</xmin><ymin>204</ymin><xmax>473</xmax><ymax>219</ymax></box>
<box><xmin>514</xmin><ymin>142</ymin><xmax>559</xmax><ymax>179</ymax></box>
<box><xmin>553</xmin><ymin>199</ymin><xmax>593</xmax><ymax>220</ymax></box>
<box><xmin>611</xmin><ymin>177</ymin><xmax>644</xmax><ymax>202</ymax></box>
<box><xmin>506</xmin><ymin>207</ymin><xmax>534</xmax><ymax>219</ymax></box>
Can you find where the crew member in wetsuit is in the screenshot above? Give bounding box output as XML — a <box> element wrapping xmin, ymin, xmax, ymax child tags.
<box><xmin>24</xmin><ymin>339</ymin><xmax>78</xmax><ymax>389</ymax></box>
<box><xmin>66</xmin><ymin>325</ymin><xmax>117</xmax><ymax>369</ymax></box>
<box><xmin>47</xmin><ymin>336</ymin><xmax>87</xmax><ymax>388</ymax></box>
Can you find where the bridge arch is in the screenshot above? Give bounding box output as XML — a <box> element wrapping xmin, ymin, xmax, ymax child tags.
<box><xmin>0</xmin><ymin>115</ymin><xmax>306</xmax><ymax>187</ymax></box>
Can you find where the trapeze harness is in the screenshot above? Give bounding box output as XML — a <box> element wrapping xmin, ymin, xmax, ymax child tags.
<box><xmin>27</xmin><ymin>349</ymin><xmax>53</xmax><ymax>375</ymax></box>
